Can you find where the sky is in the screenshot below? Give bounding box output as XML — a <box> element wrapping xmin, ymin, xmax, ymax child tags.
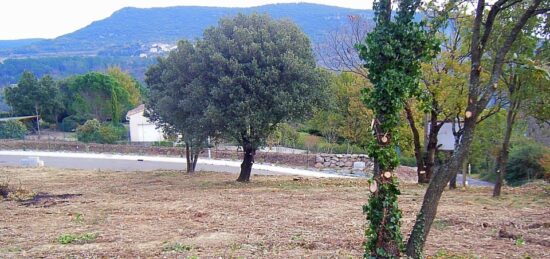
<box><xmin>0</xmin><ymin>0</ymin><xmax>374</xmax><ymax>40</ymax></box>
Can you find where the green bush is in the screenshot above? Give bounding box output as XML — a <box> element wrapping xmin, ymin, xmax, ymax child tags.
<box><xmin>0</xmin><ymin>120</ymin><xmax>27</xmax><ymax>139</ymax></box>
<box><xmin>76</xmin><ymin>119</ymin><xmax>127</xmax><ymax>144</ymax></box>
<box><xmin>505</xmin><ymin>141</ymin><xmax>548</xmax><ymax>186</ymax></box>
<box><xmin>399</xmin><ymin>156</ymin><xmax>417</xmax><ymax>167</ymax></box>
<box><xmin>61</xmin><ymin>115</ymin><xmax>87</xmax><ymax>132</ymax></box>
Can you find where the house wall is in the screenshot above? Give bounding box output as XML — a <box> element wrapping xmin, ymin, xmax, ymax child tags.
<box><xmin>437</xmin><ymin>123</ymin><xmax>457</xmax><ymax>151</ymax></box>
<box><xmin>128</xmin><ymin>112</ymin><xmax>164</xmax><ymax>142</ymax></box>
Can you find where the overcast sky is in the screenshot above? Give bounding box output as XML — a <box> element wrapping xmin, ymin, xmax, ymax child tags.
<box><xmin>0</xmin><ymin>0</ymin><xmax>374</xmax><ymax>40</ymax></box>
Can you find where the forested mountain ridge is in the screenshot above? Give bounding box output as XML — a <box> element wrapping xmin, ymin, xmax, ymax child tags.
<box><xmin>0</xmin><ymin>3</ymin><xmax>373</xmax><ymax>111</ymax></box>
<box><xmin>0</xmin><ymin>3</ymin><xmax>373</xmax><ymax>58</ymax></box>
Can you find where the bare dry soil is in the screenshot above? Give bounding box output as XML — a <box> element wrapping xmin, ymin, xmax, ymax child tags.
<box><xmin>0</xmin><ymin>167</ymin><xmax>548</xmax><ymax>258</ymax></box>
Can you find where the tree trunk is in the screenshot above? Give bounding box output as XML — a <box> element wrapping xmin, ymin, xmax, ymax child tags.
<box><xmin>237</xmin><ymin>145</ymin><xmax>256</xmax><ymax>182</ymax></box>
<box><xmin>493</xmin><ymin>100</ymin><xmax>516</xmax><ymax>196</ymax></box>
<box><xmin>424</xmin><ymin>112</ymin><xmax>443</xmax><ymax>184</ymax></box>
<box><xmin>405</xmin><ymin>103</ymin><xmax>426</xmax><ymax>183</ymax></box>
<box><xmin>462</xmin><ymin>156</ymin><xmax>468</xmax><ymax>188</ymax></box>
<box><xmin>185</xmin><ymin>143</ymin><xmax>193</xmax><ymax>173</ymax></box>
<box><xmin>405</xmin><ymin>0</ymin><xmax>543</xmax><ymax>256</ymax></box>
<box><xmin>405</xmin><ymin>118</ymin><xmax>476</xmax><ymax>257</ymax></box>
<box><xmin>192</xmin><ymin>153</ymin><xmax>199</xmax><ymax>172</ymax></box>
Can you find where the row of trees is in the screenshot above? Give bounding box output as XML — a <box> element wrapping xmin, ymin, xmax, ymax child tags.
<box><xmin>353</xmin><ymin>0</ymin><xmax>549</xmax><ymax>257</ymax></box>
<box><xmin>145</xmin><ymin>14</ymin><xmax>329</xmax><ymax>181</ymax></box>
<box><xmin>145</xmin><ymin>5</ymin><xmax>547</xmax><ymax>257</ymax></box>
<box><xmin>3</xmin><ymin>67</ymin><xmax>144</xmax><ymax>135</ymax></box>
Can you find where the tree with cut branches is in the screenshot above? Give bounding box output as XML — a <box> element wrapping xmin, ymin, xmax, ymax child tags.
<box><xmin>406</xmin><ymin>0</ymin><xmax>549</xmax><ymax>256</ymax></box>
<box><xmin>357</xmin><ymin>0</ymin><xmax>440</xmax><ymax>257</ymax></box>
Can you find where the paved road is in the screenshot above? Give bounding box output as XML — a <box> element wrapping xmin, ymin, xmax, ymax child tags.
<box><xmin>454</xmin><ymin>174</ymin><xmax>494</xmax><ymax>187</ymax></box>
<box><xmin>0</xmin><ymin>150</ymin><xmax>346</xmax><ymax>178</ymax></box>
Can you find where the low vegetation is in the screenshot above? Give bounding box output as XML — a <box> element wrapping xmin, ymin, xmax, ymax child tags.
<box><xmin>0</xmin><ymin>167</ymin><xmax>548</xmax><ymax>257</ymax></box>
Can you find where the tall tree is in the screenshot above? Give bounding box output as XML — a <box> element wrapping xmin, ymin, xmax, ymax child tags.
<box><xmin>493</xmin><ymin>28</ymin><xmax>550</xmax><ymax>196</ymax></box>
<box><xmin>4</xmin><ymin>71</ymin><xmax>62</xmax><ymax>134</ymax></box>
<box><xmin>357</xmin><ymin>0</ymin><xmax>439</xmax><ymax>257</ymax></box>
<box><xmin>407</xmin><ymin>0</ymin><xmax>548</xmax><ymax>256</ymax></box>
<box><xmin>68</xmin><ymin>72</ymin><xmax>131</xmax><ymax>123</ymax></box>
<box><xmin>201</xmin><ymin>13</ymin><xmax>328</xmax><ymax>182</ymax></box>
<box><xmin>107</xmin><ymin>66</ymin><xmax>143</xmax><ymax>107</ymax></box>
<box><xmin>145</xmin><ymin>40</ymin><xmax>214</xmax><ymax>173</ymax></box>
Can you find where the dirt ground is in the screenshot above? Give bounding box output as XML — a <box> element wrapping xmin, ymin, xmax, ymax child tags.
<box><xmin>0</xmin><ymin>167</ymin><xmax>548</xmax><ymax>258</ymax></box>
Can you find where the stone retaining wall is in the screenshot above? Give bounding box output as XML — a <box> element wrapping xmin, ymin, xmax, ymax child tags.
<box><xmin>0</xmin><ymin>140</ymin><xmax>373</xmax><ymax>171</ymax></box>
<box><xmin>314</xmin><ymin>154</ymin><xmax>373</xmax><ymax>171</ymax></box>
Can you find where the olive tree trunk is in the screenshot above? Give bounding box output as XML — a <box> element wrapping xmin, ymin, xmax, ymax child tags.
<box><xmin>237</xmin><ymin>144</ymin><xmax>256</xmax><ymax>182</ymax></box>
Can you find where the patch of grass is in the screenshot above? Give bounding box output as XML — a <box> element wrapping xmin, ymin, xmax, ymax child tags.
<box><xmin>433</xmin><ymin>249</ymin><xmax>479</xmax><ymax>259</ymax></box>
<box><xmin>0</xmin><ymin>247</ymin><xmax>23</xmax><ymax>253</ymax></box>
<box><xmin>163</xmin><ymin>242</ymin><xmax>192</xmax><ymax>252</ymax></box>
<box><xmin>72</xmin><ymin>213</ymin><xmax>84</xmax><ymax>224</ymax></box>
<box><xmin>291</xmin><ymin>234</ymin><xmax>304</xmax><ymax>241</ymax></box>
<box><xmin>515</xmin><ymin>237</ymin><xmax>525</xmax><ymax>246</ymax></box>
<box><xmin>229</xmin><ymin>242</ymin><xmax>242</xmax><ymax>251</ymax></box>
<box><xmin>57</xmin><ymin>232</ymin><xmax>98</xmax><ymax>245</ymax></box>
<box><xmin>434</xmin><ymin>219</ymin><xmax>453</xmax><ymax>230</ymax></box>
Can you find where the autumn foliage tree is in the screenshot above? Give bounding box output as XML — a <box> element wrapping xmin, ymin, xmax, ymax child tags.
<box><xmin>407</xmin><ymin>0</ymin><xmax>548</xmax><ymax>257</ymax></box>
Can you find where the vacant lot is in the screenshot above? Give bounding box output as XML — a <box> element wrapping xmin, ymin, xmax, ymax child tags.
<box><xmin>1</xmin><ymin>167</ymin><xmax>548</xmax><ymax>258</ymax></box>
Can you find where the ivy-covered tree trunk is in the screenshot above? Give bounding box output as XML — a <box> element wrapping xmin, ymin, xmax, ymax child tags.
<box><xmin>358</xmin><ymin>0</ymin><xmax>438</xmax><ymax>256</ymax></box>
<box><xmin>363</xmin><ymin>120</ymin><xmax>404</xmax><ymax>257</ymax></box>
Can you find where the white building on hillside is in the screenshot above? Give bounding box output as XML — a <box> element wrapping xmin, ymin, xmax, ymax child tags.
<box><xmin>126</xmin><ymin>104</ymin><xmax>164</xmax><ymax>142</ymax></box>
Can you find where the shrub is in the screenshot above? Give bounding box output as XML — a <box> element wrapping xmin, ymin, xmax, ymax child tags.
<box><xmin>77</xmin><ymin>120</ymin><xmax>127</xmax><ymax>144</ymax></box>
<box><xmin>505</xmin><ymin>141</ymin><xmax>549</xmax><ymax>186</ymax></box>
<box><xmin>76</xmin><ymin>119</ymin><xmax>101</xmax><ymax>143</ymax></box>
<box><xmin>399</xmin><ymin>156</ymin><xmax>417</xmax><ymax>167</ymax></box>
<box><xmin>0</xmin><ymin>120</ymin><xmax>27</xmax><ymax>139</ymax></box>
<box><xmin>61</xmin><ymin>115</ymin><xmax>87</xmax><ymax>132</ymax></box>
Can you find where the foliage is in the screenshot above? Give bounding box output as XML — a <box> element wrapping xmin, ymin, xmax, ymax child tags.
<box><xmin>308</xmin><ymin>72</ymin><xmax>374</xmax><ymax>147</ymax></box>
<box><xmin>0</xmin><ymin>56</ymin><xmax>156</xmax><ymax>86</ymax></box>
<box><xmin>3</xmin><ymin>71</ymin><xmax>63</xmax><ymax>123</ymax></box>
<box><xmin>505</xmin><ymin>140</ymin><xmax>549</xmax><ymax>186</ymax></box>
<box><xmin>201</xmin><ymin>13</ymin><xmax>328</xmax><ymax>148</ymax></box>
<box><xmin>0</xmin><ymin>120</ymin><xmax>27</xmax><ymax>139</ymax></box>
<box><xmin>60</xmin><ymin>115</ymin><xmax>88</xmax><ymax>132</ymax></box>
<box><xmin>107</xmin><ymin>66</ymin><xmax>143</xmax><ymax>106</ymax></box>
<box><xmin>57</xmin><ymin>233</ymin><xmax>98</xmax><ymax>245</ymax></box>
<box><xmin>357</xmin><ymin>0</ymin><xmax>440</xmax><ymax>257</ymax></box>
<box><xmin>68</xmin><ymin>72</ymin><xmax>131</xmax><ymax>123</ymax></box>
<box><xmin>163</xmin><ymin>242</ymin><xmax>193</xmax><ymax>252</ymax></box>
<box><xmin>191</xmin><ymin>13</ymin><xmax>329</xmax><ymax>181</ymax></box>
<box><xmin>145</xmin><ymin>40</ymin><xmax>215</xmax><ymax>173</ymax></box>
<box><xmin>76</xmin><ymin>119</ymin><xmax>126</xmax><ymax>144</ymax></box>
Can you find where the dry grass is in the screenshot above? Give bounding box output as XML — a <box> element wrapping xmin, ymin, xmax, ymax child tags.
<box><xmin>0</xmin><ymin>167</ymin><xmax>548</xmax><ymax>258</ymax></box>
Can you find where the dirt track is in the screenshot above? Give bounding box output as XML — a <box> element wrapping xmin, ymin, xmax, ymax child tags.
<box><xmin>1</xmin><ymin>167</ymin><xmax>548</xmax><ymax>258</ymax></box>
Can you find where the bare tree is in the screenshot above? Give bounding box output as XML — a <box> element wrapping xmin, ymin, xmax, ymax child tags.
<box><xmin>315</xmin><ymin>15</ymin><xmax>372</xmax><ymax>79</ymax></box>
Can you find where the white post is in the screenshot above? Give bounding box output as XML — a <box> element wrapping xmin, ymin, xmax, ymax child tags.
<box><xmin>207</xmin><ymin>136</ymin><xmax>212</xmax><ymax>159</ymax></box>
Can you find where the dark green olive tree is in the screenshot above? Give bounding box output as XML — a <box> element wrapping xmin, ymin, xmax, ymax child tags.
<box><xmin>145</xmin><ymin>40</ymin><xmax>214</xmax><ymax>173</ymax></box>
<box><xmin>356</xmin><ymin>0</ymin><xmax>439</xmax><ymax>257</ymax></box>
<box><xmin>200</xmin><ymin>14</ymin><xmax>328</xmax><ymax>182</ymax></box>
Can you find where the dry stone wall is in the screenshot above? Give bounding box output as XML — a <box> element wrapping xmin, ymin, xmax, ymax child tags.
<box><xmin>314</xmin><ymin>154</ymin><xmax>373</xmax><ymax>172</ymax></box>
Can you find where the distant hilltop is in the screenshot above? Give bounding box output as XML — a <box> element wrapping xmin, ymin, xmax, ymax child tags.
<box><xmin>0</xmin><ymin>3</ymin><xmax>374</xmax><ymax>59</ymax></box>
